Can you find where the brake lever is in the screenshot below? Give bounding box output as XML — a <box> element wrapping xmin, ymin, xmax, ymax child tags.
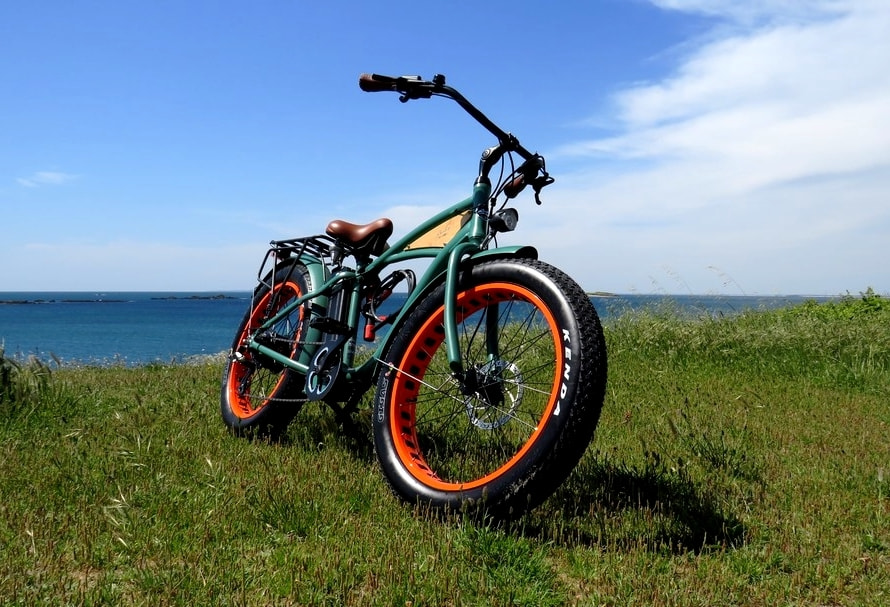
<box><xmin>397</xmin><ymin>76</ymin><xmax>435</xmax><ymax>102</ymax></box>
<box><xmin>532</xmin><ymin>175</ymin><xmax>555</xmax><ymax>205</ymax></box>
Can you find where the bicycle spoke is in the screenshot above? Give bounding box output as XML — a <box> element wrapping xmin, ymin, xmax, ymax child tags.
<box><xmin>383</xmin><ymin>284</ymin><xmax>563</xmax><ymax>485</ymax></box>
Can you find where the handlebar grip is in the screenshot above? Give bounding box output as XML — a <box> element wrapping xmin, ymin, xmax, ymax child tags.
<box><xmin>503</xmin><ymin>175</ymin><xmax>526</xmax><ymax>199</ymax></box>
<box><xmin>503</xmin><ymin>155</ymin><xmax>545</xmax><ymax>198</ymax></box>
<box><xmin>359</xmin><ymin>73</ymin><xmax>398</xmax><ymax>93</ymax></box>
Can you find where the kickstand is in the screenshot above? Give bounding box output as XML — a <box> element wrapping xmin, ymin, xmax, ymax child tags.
<box><xmin>324</xmin><ymin>391</ymin><xmax>372</xmax><ymax>456</ymax></box>
<box><xmin>326</xmin><ymin>391</ymin><xmax>365</xmax><ymax>434</ymax></box>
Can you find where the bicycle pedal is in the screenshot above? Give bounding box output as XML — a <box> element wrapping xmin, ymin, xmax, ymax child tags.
<box><xmin>310</xmin><ymin>316</ymin><xmax>351</xmax><ymax>335</ymax></box>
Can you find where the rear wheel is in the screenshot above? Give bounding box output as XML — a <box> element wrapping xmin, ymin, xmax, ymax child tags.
<box><xmin>220</xmin><ymin>260</ymin><xmax>314</xmax><ymax>437</ymax></box>
<box><xmin>373</xmin><ymin>258</ymin><xmax>607</xmax><ymax>518</ymax></box>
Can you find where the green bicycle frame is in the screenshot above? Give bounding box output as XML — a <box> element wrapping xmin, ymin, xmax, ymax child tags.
<box><xmin>246</xmin><ymin>178</ymin><xmax>533</xmax><ymax>382</ymax></box>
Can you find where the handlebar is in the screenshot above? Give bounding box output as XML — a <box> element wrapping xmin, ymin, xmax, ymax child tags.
<box><xmin>359</xmin><ymin>73</ymin><xmax>531</xmax><ymax>157</ymax></box>
<box><xmin>359</xmin><ymin>72</ymin><xmax>553</xmax><ymax>202</ymax></box>
<box><xmin>359</xmin><ymin>73</ymin><xmax>433</xmax><ymax>97</ymax></box>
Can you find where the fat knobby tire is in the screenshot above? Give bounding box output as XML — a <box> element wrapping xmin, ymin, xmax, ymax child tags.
<box><xmin>373</xmin><ymin>258</ymin><xmax>607</xmax><ymax>519</ymax></box>
<box><xmin>220</xmin><ymin>260</ymin><xmax>312</xmax><ymax>438</ymax></box>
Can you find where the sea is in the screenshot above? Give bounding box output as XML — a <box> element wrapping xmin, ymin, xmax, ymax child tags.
<box><xmin>0</xmin><ymin>291</ymin><xmax>833</xmax><ymax>367</ymax></box>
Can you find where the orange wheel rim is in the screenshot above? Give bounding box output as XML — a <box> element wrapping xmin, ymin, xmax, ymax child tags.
<box><xmin>227</xmin><ymin>282</ymin><xmax>303</xmax><ymax>418</ymax></box>
<box><xmin>388</xmin><ymin>282</ymin><xmax>563</xmax><ymax>491</ymax></box>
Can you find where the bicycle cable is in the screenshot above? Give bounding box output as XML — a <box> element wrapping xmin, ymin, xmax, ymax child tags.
<box><xmin>489</xmin><ymin>151</ymin><xmax>518</xmax><ymax>211</ymax></box>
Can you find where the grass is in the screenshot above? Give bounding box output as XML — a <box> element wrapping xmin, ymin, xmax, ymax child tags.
<box><xmin>1</xmin><ymin>290</ymin><xmax>888</xmax><ymax>605</ymax></box>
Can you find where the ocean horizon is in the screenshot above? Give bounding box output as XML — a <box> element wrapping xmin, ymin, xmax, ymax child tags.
<box><xmin>1</xmin><ymin>290</ymin><xmax>834</xmax><ymax>366</ymax></box>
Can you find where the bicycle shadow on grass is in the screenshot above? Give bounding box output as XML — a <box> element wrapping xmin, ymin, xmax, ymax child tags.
<box><xmin>271</xmin><ymin>402</ymin><xmax>376</xmax><ymax>461</ymax></box>
<box><xmin>263</xmin><ymin>407</ymin><xmax>746</xmax><ymax>554</ymax></box>
<box><xmin>518</xmin><ymin>456</ymin><xmax>747</xmax><ymax>554</ymax></box>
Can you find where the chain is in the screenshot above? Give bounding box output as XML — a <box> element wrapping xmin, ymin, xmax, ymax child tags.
<box><xmin>245</xmin><ymin>395</ymin><xmax>309</xmax><ymax>404</ymax></box>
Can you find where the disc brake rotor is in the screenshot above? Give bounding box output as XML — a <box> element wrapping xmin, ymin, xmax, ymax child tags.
<box><xmin>464</xmin><ymin>360</ymin><xmax>524</xmax><ymax>430</ymax></box>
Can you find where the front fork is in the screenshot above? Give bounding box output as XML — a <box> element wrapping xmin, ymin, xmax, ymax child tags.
<box><xmin>444</xmin><ymin>241</ymin><xmax>504</xmax><ymax>408</ymax></box>
<box><xmin>444</xmin><ymin>242</ymin><xmax>476</xmax><ymax>374</ymax></box>
<box><xmin>444</xmin><ymin>177</ymin><xmax>505</xmax><ymax>375</ymax></box>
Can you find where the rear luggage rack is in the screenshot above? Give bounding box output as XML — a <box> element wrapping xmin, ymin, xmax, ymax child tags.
<box><xmin>256</xmin><ymin>235</ymin><xmax>336</xmax><ymax>289</ymax></box>
<box><xmin>269</xmin><ymin>235</ymin><xmax>336</xmax><ymax>261</ymax></box>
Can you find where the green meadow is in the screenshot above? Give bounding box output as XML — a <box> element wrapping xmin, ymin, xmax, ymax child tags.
<box><xmin>2</xmin><ymin>290</ymin><xmax>888</xmax><ymax>605</ymax></box>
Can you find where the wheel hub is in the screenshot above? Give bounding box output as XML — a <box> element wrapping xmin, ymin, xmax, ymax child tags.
<box><xmin>463</xmin><ymin>360</ymin><xmax>524</xmax><ymax>430</ymax></box>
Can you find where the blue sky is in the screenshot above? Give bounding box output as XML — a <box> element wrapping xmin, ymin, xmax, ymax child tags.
<box><xmin>3</xmin><ymin>0</ymin><xmax>888</xmax><ymax>295</ymax></box>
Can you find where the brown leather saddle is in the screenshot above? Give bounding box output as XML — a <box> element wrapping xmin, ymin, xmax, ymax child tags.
<box><xmin>325</xmin><ymin>217</ymin><xmax>393</xmax><ymax>258</ymax></box>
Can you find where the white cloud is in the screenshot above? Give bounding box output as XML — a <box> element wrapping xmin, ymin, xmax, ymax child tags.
<box><xmin>648</xmin><ymin>0</ymin><xmax>849</xmax><ymax>26</ymax></box>
<box><xmin>16</xmin><ymin>171</ymin><xmax>79</xmax><ymax>188</ymax></box>
<box><xmin>547</xmin><ymin>0</ymin><xmax>890</xmax><ymax>294</ymax></box>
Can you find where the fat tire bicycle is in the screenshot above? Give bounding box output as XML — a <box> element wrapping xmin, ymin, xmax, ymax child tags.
<box><xmin>220</xmin><ymin>73</ymin><xmax>607</xmax><ymax>519</ymax></box>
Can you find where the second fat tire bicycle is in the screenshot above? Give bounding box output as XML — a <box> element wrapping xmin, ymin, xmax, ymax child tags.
<box><xmin>220</xmin><ymin>73</ymin><xmax>607</xmax><ymax>519</ymax></box>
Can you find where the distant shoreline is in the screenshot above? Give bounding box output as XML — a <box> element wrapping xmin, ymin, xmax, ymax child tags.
<box><xmin>0</xmin><ymin>294</ymin><xmax>238</xmax><ymax>305</ymax></box>
<box><xmin>150</xmin><ymin>294</ymin><xmax>237</xmax><ymax>301</ymax></box>
<box><xmin>0</xmin><ymin>299</ymin><xmax>127</xmax><ymax>305</ymax></box>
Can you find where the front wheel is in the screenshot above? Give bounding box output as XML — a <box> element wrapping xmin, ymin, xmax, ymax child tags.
<box><xmin>373</xmin><ymin>258</ymin><xmax>607</xmax><ymax>519</ymax></box>
<box><xmin>220</xmin><ymin>259</ymin><xmax>313</xmax><ymax>437</ymax></box>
